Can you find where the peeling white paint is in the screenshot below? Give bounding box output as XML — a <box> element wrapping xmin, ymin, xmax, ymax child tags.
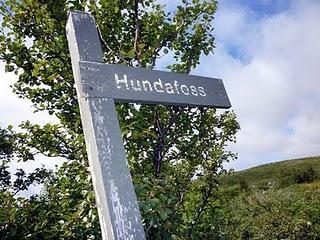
<box><xmin>110</xmin><ymin>180</ymin><xmax>135</xmax><ymax>240</ymax></box>
<box><xmin>67</xmin><ymin>11</ymin><xmax>146</xmax><ymax>240</ymax></box>
<box><xmin>92</xmin><ymin>100</ymin><xmax>112</xmax><ymax>172</ymax></box>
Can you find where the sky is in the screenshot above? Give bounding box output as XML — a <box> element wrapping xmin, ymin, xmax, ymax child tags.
<box><xmin>1</xmin><ymin>0</ymin><xmax>320</xmax><ymax>171</ymax></box>
<box><xmin>196</xmin><ymin>0</ymin><xmax>320</xmax><ymax>169</ymax></box>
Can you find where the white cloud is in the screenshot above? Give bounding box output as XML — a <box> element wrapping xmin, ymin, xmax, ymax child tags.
<box><xmin>0</xmin><ymin>59</ymin><xmax>63</xmax><ymax>197</ymax></box>
<box><xmin>197</xmin><ymin>1</ymin><xmax>320</xmax><ymax>169</ymax></box>
<box><xmin>0</xmin><ymin>62</ymin><xmax>57</xmax><ymax>127</ymax></box>
<box><xmin>9</xmin><ymin>155</ymin><xmax>66</xmax><ymax>197</ymax></box>
<box><xmin>214</xmin><ymin>3</ymin><xmax>253</xmax><ymax>45</ymax></box>
<box><xmin>284</xmin><ymin>105</ymin><xmax>320</xmax><ymax>158</ymax></box>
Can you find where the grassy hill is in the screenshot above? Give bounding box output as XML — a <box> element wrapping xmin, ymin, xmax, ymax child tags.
<box><xmin>220</xmin><ymin>156</ymin><xmax>320</xmax><ymax>188</ymax></box>
<box><xmin>216</xmin><ymin>156</ymin><xmax>320</xmax><ymax>239</ymax></box>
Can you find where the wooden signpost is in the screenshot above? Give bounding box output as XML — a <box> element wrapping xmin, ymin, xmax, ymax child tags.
<box><xmin>66</xmin><ymin>10</ymin><xmax>231</xmax><ymax>240</ymax></box>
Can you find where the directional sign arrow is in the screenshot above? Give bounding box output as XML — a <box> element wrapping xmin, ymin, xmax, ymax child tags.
<box><xmin>79</xmin><ymin>61</ymin><xmax>231</xmax><ymax>108</ymax></box>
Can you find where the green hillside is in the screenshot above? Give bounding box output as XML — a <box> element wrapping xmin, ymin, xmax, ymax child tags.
<box><xmin>215</xmin><ymin>156</ymin><xmax>320</xmax><ymax>239</ymax></box>
<box><xmin>220</xmin><ymin>156</ymin><xmax>320</xmax><ymax>188</ymax></box>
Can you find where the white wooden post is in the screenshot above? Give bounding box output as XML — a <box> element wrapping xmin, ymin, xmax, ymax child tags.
<box><xmin>66</xmin><ymin>11</ymin><xmax>146</xmax><ymax>240</ymax></box>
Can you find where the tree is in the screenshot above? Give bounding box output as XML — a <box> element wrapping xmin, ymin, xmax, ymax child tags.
<box><xmin>0</xmin><ymin>0</ymin><xmax>239</xmax><ymax>239</ymax></box>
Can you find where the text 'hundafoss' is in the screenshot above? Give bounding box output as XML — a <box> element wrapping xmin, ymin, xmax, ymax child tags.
<box><xmin>114</xmin><ymin>74</ymin><xmax>206</xmax><ymax>97</ymax></box>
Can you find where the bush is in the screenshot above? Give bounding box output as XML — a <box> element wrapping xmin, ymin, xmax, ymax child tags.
<box><xmin>221</xmin><ymin>185</ymin><xmax>320</xmax><ymax>239</ymax></box>
<box><xmin>239</xmin><ymin>178</ymin><xmax>249</xmax><ymax>192</ymax></box>
<box><xmin>294</xmin><ymin>166</ymin><xmax>316</xmax><ymax>184</ymax></box>
<box><xmin>279</xmin><ymin>166</ymin><xmax>316</xmax><ymax>187</ymax></box>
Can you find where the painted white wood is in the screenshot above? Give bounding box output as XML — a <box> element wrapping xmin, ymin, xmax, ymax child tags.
<box><xmin>66</xmin><ymin>11</ymin><xmax>146</xmax><ymax>240</ymax></box>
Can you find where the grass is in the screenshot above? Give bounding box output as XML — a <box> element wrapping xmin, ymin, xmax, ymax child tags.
<box><xmin>220</xmin><ymin>156</ymin><xmax>320</xmax><ymax>188</ymax></box>
<box><xmin>216</xmin><ymin>156</ymin><xmax>320</xmax><ymax>238</ymax></box>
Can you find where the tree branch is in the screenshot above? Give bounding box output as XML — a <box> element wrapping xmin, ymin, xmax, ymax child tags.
<box><xmin>149</xmin><ymin>33</ymin><xmax>176</xmax><ymax>69</ymax></box>
<box><xmin>153</xmin><ymin>106</ymin><xmax>164</xmax><ymax>176</ymax></box>
<box><xmin>96</xmin><ymin>24</ymin><xmax>131</xmax><ymax>65</ymax></box>
<box><xmin>133</xmin><ymin>0</ymin><xmax>142</xmax><ymax>66</ymax></box>
<box><xmin>187</xmin><ymin>181</ymin><xmax>215</xmax><ymax>238</ymax></box>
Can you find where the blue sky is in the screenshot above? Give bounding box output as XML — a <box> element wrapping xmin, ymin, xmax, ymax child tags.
<box><xmin>1</xmin><ymin>0</ymin><xmax>320</xmax><ymax>172</ymax></box>
<box><xmin>196</xmin><ymin>0</ymin><xmax>320</xmax><ymax>169</ymax></box>
<box><xmin>229</xmin><ymin>0</ymin><xmax>291</xmax><ymax>16</ymax></box>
